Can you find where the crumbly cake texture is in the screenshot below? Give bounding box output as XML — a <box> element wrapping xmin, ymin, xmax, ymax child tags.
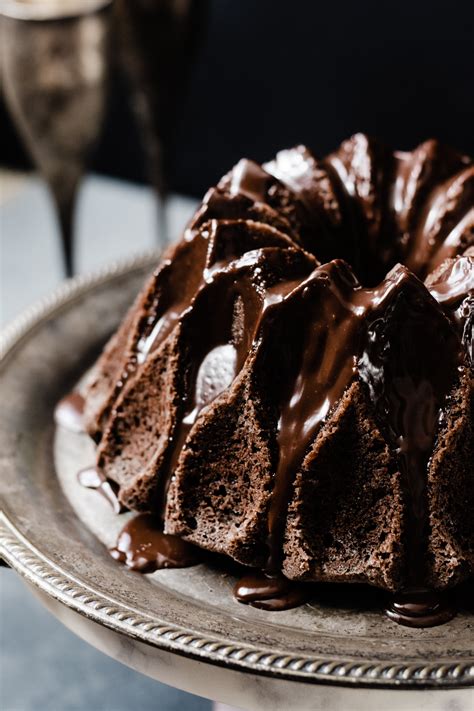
<box><xmin>82</xmin><ymin>134</ymin><xmax>474</xmax><ymax>592</ymax></box>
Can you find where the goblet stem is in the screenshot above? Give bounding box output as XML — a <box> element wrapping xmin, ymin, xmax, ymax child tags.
<box><xmin>56</xmin><ymin>193</ymin><xmax>76</xmax><ymax>278</ymax></box>
<box><xmin>151</xmin><ymin>173</ymin><xmax>170</xmax><ymax>246</ymax></box>
<box><xmin>156</xmin><ymin>192</ymin><xmax>170</xmax><ymax>247</ymax></box>
<box><xmin>146</xmin><ymin>130</ymin><xmax>170</xmax><ymax>245</ymax></box>
<box><xmin>0</xmin><ymin>2</ymin><xmax>111</xmax><ymax>281</ymax></box>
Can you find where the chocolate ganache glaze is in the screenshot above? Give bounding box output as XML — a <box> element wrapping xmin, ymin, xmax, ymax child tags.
<box><xmin>244</xmin><ymin>262</ymin><xmax>464</xmax><ymax>589</ymax></box>
<box><xmin>233</xmin><ymin>571</ymin><xmax>310</xmax><ymax>611</ymax></box>
<box><xmin>57</xmin><ymin>134</ymin><xmax>474</xmax><ymax>625</ymax></box>
<box><xmin>109</xmin><ymin>514</ymin><xmax>199</xmax><ymax>572</ymax></box>
<box><xmin>426</xmin><ymin>255</ymin><xmax>474</xmax><ymax>361</ymax></box>
<box><xmin>153</xmin><ymin>245</ymin><xmax>316</xmax><ymax>514</ymax></box>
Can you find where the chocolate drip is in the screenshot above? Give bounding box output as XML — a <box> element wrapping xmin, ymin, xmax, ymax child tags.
<box><xmin>159</xmin><ymin>248</ymin><xmax>316</xmax><ymax>513</ymax></box>
<box><xmin>427</xmin><ymin>255</ymin><xmax>474</xmax><ymax>360</ymax></box>
<box><xmin>264</xmin><ymin>145</ymin><xmax>358</xmax><ymax>266</ymax></box>
<box><xmin>260</xmin><ymin>262</ymin><xmax>463</xmax><ymax>581</ymax></box>
<box><xmin>223</xmin><ymin>157</ymin><xmax>314</xmax><ymax>244</ymax></box>
<box><xmin>205</xmin><ymin>219</ymin><xmax>295</xmax><ymax>272</ymax></box>
<box><xmin>109</xmin><ymin>514</ymin><xmax>199</xmax><ymax>572</ymax></box>
<box><xmin>229</xmin><ymin>159</ymin><xmax>272</xmax><ymax>204</ymax></box>
<box><xmin>77</xmin><ymin>467</ymin><xmax>125</xmax><ymax>514</ymax></box>
<box><xmin>385</xmin><ymin>590</ymin><xmax>455</xmax><ymax>628</ymax></box>
<box><xmin>264</xmin><ymin>143</ymin><xmax>344</xmax><ymax>231</ymax></box>
<box><xmin>136</xmin><ymin>220</ymin><xmax>303</xmax><ymax>363</ymax></box>
<box><xmin>189</xmin><ymin>185</ymin><xmax>294</xmax><ymax>238</ymax></box>
<box><xmin>136</xmin><ymin>232</ymin><xmax>209</xmax><ymax>363</ymax></box>
<box><xmin>326</xmin><ymin>133</ymin><xmax>398</xmax><ymax>282</ymax></box>
<box><xmin>392</xmin><ymin>140</ymin><xmax>468</xmax><ymax>254</ymax></box>
<box><xmin>404</xmin><ymin>166</ymin><xmax>474</xmax><ymax>278</ymax></box>
<box><xmin>55</xmin><ymin>392</ymin><xmax>85</xmax><ymax>432</ymax></box>
<box><xmin>264</xmin><ymin>261</ymin><xmax>367</xmax><ymax>569</ymax></box>
<box><xmin>359</xmin><ymin>266</ymin><xmax>463</xmax><ymax>588</ymax></box>
<box><xmin>263</xmin><ymin>262</ymin><xmax>402</xmax><ymax>569</ymax></box>
<box><xmin>233</xmin><ymin>571</ymin><xmax>310</xmax><ymax>611</ymax></box>
<box><xmin>427</xmin><ymin>256</ymin><xmax>474</xmax><ymax>309</ymax></box>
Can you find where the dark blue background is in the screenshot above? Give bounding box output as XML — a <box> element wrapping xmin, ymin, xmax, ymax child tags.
<box><xmin>2</xmin><ymin>0</ymin><xmax>473</xmax><ymax>196</ymax></box>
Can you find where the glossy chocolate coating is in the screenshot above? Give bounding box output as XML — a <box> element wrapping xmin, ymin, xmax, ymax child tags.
<box><xmin>109</xmin><ymin>513</ymin><xmax>199</xmax><ymax>572</ymax></box>
<box><xmin>262</xmin><ymin>262</ymin><xmax>463</xmax><ymax>572</ymax></box>
<box><xmin>359</xmin><ymin>266</ymin><xmax>462</xmax><ymax>587</ymax></box>
<box><xmin>385</xmin><ymin>590</ymin><xmax>455</xmax><ymax>628</ymax></box>
<box><xmin>427</xmin><ymin>255</ymin><xmax>474</xmax><ymax>361</ymax></box>
<box><xmin>233</xmin><ymin>571</ymin><xmax>310</xmax><ymax>611</ymax></box>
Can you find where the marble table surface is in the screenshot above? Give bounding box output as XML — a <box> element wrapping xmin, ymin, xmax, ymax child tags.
<box><xmin>0</xmin><ymin>170</ymin><xmax>212</xmax><ymax>711</ymax></box>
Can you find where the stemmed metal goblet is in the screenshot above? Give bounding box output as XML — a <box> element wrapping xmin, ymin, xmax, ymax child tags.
<box><xmin>1</xmin><ymin>0</ymin><xmax>112</xmax><ymax>277</ymax></box>
<box><xmin>114</xmin><ymin>0</ymin><xmax>209</xmax><ymax>244</ymax></box>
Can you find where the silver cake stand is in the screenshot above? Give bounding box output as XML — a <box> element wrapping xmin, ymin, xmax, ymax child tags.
<box><xmin>1</xmin><ymin>253</ymin><xmax>473</xmax><ymax>711</ymax></box>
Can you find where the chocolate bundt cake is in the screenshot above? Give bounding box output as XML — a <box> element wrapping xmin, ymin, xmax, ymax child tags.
<box><xmin>68</xmin><ymin>134</ymin><xmax>474</xmax><ymax>623</ymax></box>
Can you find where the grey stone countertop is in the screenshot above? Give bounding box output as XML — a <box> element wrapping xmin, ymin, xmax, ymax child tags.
<box><xmin>0</xmin><ymin>170</ymin><xmax>212</xmax><ymax>711</ymax></box>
